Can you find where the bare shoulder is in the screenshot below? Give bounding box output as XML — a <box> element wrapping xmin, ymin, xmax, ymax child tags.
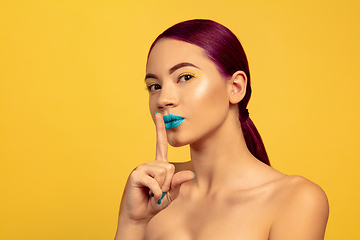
<box><xmin>275</xmin><ymin>175</ymin><xmax>328</xmax><ymax>207</ymax></box>
<box><xmin>269</xmin><ymin>175</ymin><xmax>329</xmax><ymax>239</ymax></box>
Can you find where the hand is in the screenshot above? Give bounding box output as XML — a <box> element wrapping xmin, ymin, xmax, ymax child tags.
<box><xmin>119</xmin><ymin>112</ymin><xmax>195</xmax><ymax>224</ymax></box>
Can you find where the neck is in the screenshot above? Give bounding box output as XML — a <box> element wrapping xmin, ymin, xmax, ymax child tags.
<box><xmin>188</xmin><ymin>110</ymin><xmax>257</xmax><ymax>196</ymax></box>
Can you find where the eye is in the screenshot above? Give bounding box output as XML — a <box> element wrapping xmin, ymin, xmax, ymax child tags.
<box><xmin>178</xmin><ymin>73</ymin><xmax>195</xmax><ymax>83</ymax></box>
<box><xmin>147</xmin><ymin>84</ymin><xmax>161</xmax><ymax>92</ymax></box>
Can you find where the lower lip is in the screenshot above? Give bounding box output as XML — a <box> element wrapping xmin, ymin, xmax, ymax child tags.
<box><xmin>164</xmin><ymin>119</ymin><xmax>185</xmax><ymax>130</ymax></box>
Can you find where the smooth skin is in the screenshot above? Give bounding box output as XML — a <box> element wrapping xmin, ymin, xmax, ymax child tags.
<box><xmin>115</xmin><ymin>39</ymin><xmax>329</xmax><ymax>240</ymax></box>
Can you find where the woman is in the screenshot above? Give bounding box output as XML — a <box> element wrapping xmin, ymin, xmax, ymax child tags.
<box><xmin>115</xmin><ymin>19</ymin><xmax>329</xmax><ymax>240</ymax></box>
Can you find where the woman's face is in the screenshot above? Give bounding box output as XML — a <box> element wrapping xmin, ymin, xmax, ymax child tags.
<box><xmin>146</xmin><ymin>38</ymin><xmax>232</xmax><ymax>147</ymax></box>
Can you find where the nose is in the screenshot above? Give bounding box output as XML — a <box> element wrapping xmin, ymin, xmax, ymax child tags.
<box><xmin>156</xmin><ymin>83</ymin><xmax>179</xmax><ymax>110</ymax></box>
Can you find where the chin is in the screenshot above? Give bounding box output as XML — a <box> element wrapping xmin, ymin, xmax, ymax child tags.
<box><xmin>167</xmin><ymin>132</ymin><xmax>192</xmax><ymax>147</ymax></box>
<box><xmin>168</xmin><ymin>139</ymin><xmax>188</xmax><ymax>148</ymax></box>
<box><xmin>167</xmin><ymin>128</ymin><xmax>204</xmax><ymax>148</ymax></box>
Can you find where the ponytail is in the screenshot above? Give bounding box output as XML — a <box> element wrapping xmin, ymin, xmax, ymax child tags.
<box><xmin>240</xmin><ymin>113</ymin><xmax>270</xmax><ymax>166</ymax></box>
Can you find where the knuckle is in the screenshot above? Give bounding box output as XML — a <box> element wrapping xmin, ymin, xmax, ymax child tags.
<box><xmin>135</xmin><ymin>164</ymin><xmax>145</xmax><ymax>171</ymax></box>
<box><xmin>157</xmin><ymin>167</ymin><xmax>166</xmax><ymax>175</ymax></box>
<box><xmin>130</xmin><ymin>169</ymin><xmax>140</xmax><ymax>178</ymax></box>
<box><xmin>166</xmin><ymin>163</ymin><xmax>175</xmax><ymax>172</ymax></box>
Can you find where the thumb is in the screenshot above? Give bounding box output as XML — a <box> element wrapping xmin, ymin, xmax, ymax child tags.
<box><xmin>168</xmin><ymin>170</ymin><xmax>196</xmax><ymax>201</ymax></box>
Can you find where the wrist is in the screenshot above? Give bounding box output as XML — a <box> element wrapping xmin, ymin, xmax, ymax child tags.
<box><xmin>119</xmin><ymin>214</ymin><xmax>151</xmax><ymax>227</ymax></box>
<box><xmin>115</xmin><ymin>215</ymin><xmax>150</xmax><ymax>240</ymax></box>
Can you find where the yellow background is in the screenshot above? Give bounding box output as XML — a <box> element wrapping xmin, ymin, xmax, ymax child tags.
<box><xmin>1</xmin><ymin>0</ymin><xmax>359</xmax><ymax>239</ymax></box>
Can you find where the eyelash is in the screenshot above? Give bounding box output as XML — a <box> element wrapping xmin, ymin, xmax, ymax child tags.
<box><xmin>178</xmin><ymin>72</ymin><xmax>196</xmax><ymax>83</ymax></box>
<box><xmin>146</xmin><ymin>73</ymin><xmax>196</xmax><ymax>92</ymax></box>
<box><xmin>146</xmin><ymin>84</ymin><xmax>161</xmax><ymax>92</ymax></box>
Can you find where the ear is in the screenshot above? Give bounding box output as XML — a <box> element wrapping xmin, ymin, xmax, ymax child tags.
<box><xmin>228</xmin><ymin>71</ymin><xmax>247</xmax><ymax>104</ymax></box>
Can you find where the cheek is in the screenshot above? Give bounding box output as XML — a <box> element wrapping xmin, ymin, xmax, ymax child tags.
<box><xmin>186</xmin><ymin>79</ymin><xmax>228</xmax><ymax>110</ymax></box>
<box><xmin>149</xmin><ymin>96</ymin><xmax>157</xmax><ymax>122</ymax></box>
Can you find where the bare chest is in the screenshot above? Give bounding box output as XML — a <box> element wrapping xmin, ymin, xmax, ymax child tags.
<box><xmin>145</xmin><ymin>194</ymin><xmax>274</xmax><ymax>240</ymax></box>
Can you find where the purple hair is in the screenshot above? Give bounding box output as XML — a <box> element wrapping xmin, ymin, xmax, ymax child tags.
<box><xmin>148</xmin><ymin>19</ymin><xmax>270</xmax><ymax>166</ymax></box>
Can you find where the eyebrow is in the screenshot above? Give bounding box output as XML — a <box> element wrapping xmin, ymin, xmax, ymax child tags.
<box><xmin>169</xmin><ymin>62</ymin><xmax>200</xmax><ymax>74</ymax></box>
<box><xmin>145</xmin><ymin>62</ymin><xmax>200</xmax><ymax>81</ymax></box>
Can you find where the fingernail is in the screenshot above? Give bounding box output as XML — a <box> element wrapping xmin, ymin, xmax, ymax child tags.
<box><xmin>155</xmin><ymin>112</ymin><xmax>158</xmax><ymax>116</ymax></box>
<box><xmin>150</xmin><ymin>193</ymin><xmax>154</xmax><ymax>197</ymax></box>
<box><xmin>157</xmin><ymin>192</ymin><xmax>166</xmax><ymax>205</ymax></box>
<box><xmin>193</xmin><ymin>173</ymin><xmax>196</xmax><ymax>179</ymax></box>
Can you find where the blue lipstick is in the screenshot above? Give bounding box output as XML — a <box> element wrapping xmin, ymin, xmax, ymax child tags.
<box><xmin>163</xmin><ymin>114</ymin><xmax>185</xmax><ymax>130</ymax></box>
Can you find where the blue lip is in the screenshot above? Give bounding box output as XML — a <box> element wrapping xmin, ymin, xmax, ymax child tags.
<box><xmin>163</xmin><ymin>114</ymin><xmax>185</xmax><ymax>130</ymax></box>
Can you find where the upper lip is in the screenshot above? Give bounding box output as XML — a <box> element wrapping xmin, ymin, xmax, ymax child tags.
<box><xmin>163</xmin><ymin>114</ymin><xmax>184</xmax><ymax>123</ymax></box>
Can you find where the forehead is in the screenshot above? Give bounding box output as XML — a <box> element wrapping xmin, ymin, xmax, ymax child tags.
<box><xmin>146</xmin><ymin>39</ymin><xmax>213</xmax><ymax>73</ymax></box>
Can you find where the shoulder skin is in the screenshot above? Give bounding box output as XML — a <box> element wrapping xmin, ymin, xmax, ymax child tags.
<box><xmin>269</xmin><ymin>175</ymin><xmax>329</xmax><ymax>240</ymax></box>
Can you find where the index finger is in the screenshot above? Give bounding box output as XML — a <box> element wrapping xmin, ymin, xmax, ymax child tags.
<box><xmin>155</xmin><ymin>112</ymin><xmax>168</xmax><ymax>162</ymax></box>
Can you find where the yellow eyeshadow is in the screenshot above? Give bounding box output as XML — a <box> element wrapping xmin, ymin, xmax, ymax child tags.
<box><xmin>177</xmin><ymin>70</ymin><xmax>203</xmax><ymax>83</ymax></box>
<box><xmin>145</xmin><ymin>79</ymin><xmax>154</xmax><ymax>87</ymax></box>
<box><xmin>145</xmin><ymin>83</ymin><xmax>155</xmax><ymax>90</ymax></box>
<box><xmin>144</xmin><ymin>80</ymin><xmax>155</xmax><ymax>91</ymax></box>
<box><xmin>182</xmin><ymin>69</ymin><xmax>203</xmax><ymax>76</ymax></box>
<box><xmin>179</xmin><ymin>72</ymin><xmax>195</xmax><ymax>77</ymax></box>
